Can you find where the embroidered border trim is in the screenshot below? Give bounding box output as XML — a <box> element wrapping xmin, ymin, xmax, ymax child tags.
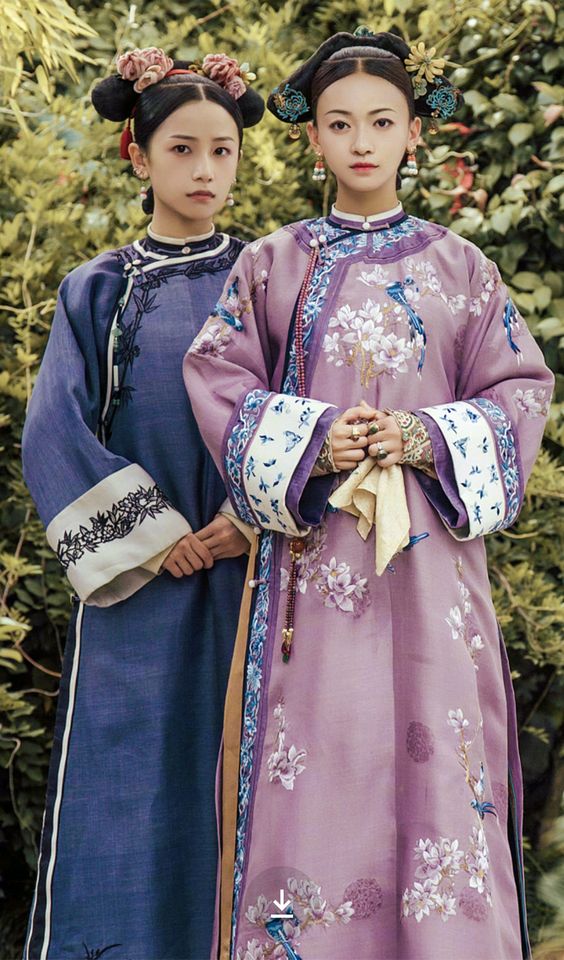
<box><xmin>471</xmin><ymin>397</ymin><xmax>521</xmax><ymax>528</ymax></box>
<box><xmin>232</xmin><ymin>531</ymin><xmax>273</xmax><ymax>943</ymax></box>
<box><xmin>56</xmin><ymin>483</ymin><xmax>171</xmax><ymax>569</ymax></box>
<box><xmin>225</xmin><ymin>389</ymin><xmax>271</xmax><ymax>525</ymax></box>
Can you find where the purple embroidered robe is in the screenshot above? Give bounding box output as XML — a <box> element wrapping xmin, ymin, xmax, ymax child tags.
<box><xmin>184</xmin><ymin>207</ymin><xmax>553</xmax><ymax>960</ymax></box>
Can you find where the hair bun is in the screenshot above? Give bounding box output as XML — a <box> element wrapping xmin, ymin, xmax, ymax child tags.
<box><xmin>91</xmin><ymin>74</ymin><xmax>138</xmax><ymax>122</ymax></box>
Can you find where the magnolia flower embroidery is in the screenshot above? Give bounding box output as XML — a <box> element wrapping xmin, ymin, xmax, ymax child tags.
<box><xmin>267</xmin><ymin>702</ymin><xmax>306</xmax><ymax>790</ymax></box>
<box><xmin>322</xmin><ymin>292</ymin><xmax>427</xmax><ymax>383</ymax></box>
<box><xmin>190</xmin><ymin>319</ymin><xmax>231</xmax><ymax>358</ymax></box>
<box><xmin>243</xmin><ymin>874</ymin><xmax>354</xmax><ymax>955</ymax></box>
<box><xmin>469</xmin><ymin>258</ymin><xmax>501</xmax><ymax>316</ymax></box>
<box><xmin>317</xmin><ymin>557</ymin><xmax>370</xmax><ymax>617</ymax></box>
<box><xmin>445</xmin><ymin>560</ymin><xmax>484</xmax><ymax>669</ymax></box>
<box><xmin>116</xmin><ymin>47</ymin><xmax>174</xmax><ymax>93</ymax></box>
<box><xmin>513</xmin><ymin>387</ymin><xmax>549</xmax><ymax>419</ymax></box>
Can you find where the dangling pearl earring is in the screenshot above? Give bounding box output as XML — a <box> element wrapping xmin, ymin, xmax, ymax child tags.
<box><xmin>226</xmin><ymin>179</ymin><xmax>236</xmax><ymax>206</ymax></box>
<box><xmin>312</xmin><ymin>153</ymin><xmax>326</xmax><ymax>182</ymax></box>
<box><xmin>135</xmin><ymin>169</ymin><xmax>149</xmax><ymax>202</ymax></box>
<box><xmin>404</xmin><ymin>151</ymin><xmax>419</xmax><ymax>177</ymax></box>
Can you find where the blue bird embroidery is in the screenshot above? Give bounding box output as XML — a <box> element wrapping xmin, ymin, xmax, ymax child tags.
<box><xmin>213</xmin><ymin>301</ymin><xmax>243</xmax><ymax>331</ymax></box>
<box><xmin>404</xmin><ymin>532</ymin><xmax>430</xmax><ymax>551</ymax></box>
<box><xmin>471</xmin><ymin>799</ymin><xmax>498</xmax><ymax>819</ymax></box>
<box><xmin>264</xmin><ymin>458</ymin><xmax>277</xmax><ymax>467</ymax></box>
<box><xmin>284</xmin><ymin>430</ymin><xmax>303</xmax><ymax>452</ymax></box>
<box><xmin>466</xmin><ymin>408</ymin><xmax>480</xmax><ymax>422</ymax></box>
<box><xmin>490</xmin><ymin>465</ymin><xmax>499</xmax><ymax>482</ymax></box>
<box><xmin>471</xmin><ymin>764</ymin><xmax>498</xmax><ymax>820</ymax></box>
<box><xmin>503</xmin><ymin>299</ymin><xmax>522</xmax><ymax>359</ymax></box>
<box><xmin>259</xmin><ymin>477</ymin><xmax>270</xmax><ymax>493</ymax></box>
<box><xmin>265</xmin><ymin>917</ymin><xmax>303</xmax><ymax>960</ymax></box>
<box><xmin>245</xmin><ymin>457</ymin><xmax>256</xmax><ymax>479</ymax></box>
<box><xmin>272</xmin><ymin>472</ymin><xmax>284</xmax><ymax>487</ymax></box>
<box><xmin>272</xmin><ymin>398</ymin><xmax>286</xmax><ymax>415</ymax></box>
<box><xmin>256</xmin><ymin>509</ymin><xmax>270</xmax><ymax>524</ymax></box>
<box><xmin>469</xmin><ymin>465</ymin><xmax>482</xmax><ymax>476</ymax></box>
<box><xmin>385</xmin><ymin>277</ymin><xmax>427</xmax><ymax>373</ymax></box>
<box><xmin>259</xmin><ymin>434</ymin><xmax>274</xmax><ymax>444</ymax></box>
<box><xmin>473</xmin><ymin>504</ymin><xmax>483</xmax><ymax>524</ymax></box>
<box><xmin>479</xmin><ymin>437</ymin><xmax>489</xmax><ymax>453</ymax></box>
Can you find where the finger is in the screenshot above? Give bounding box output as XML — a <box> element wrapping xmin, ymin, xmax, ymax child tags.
<box><xmin>337</xmin><ymin>459</ymin><xmax>365</xmax><ymax>471</ymax></box>
<box><xmin>187</xmin><ymin>536</ymin><xmax>214</xmax><ymax>569</ymax></box>
<box><xmin>340</xmin><ymin>405</ymin><xmax>376</xmax><ymax>423</ymax></box>
<box><xmin>164</xmin><ymin>560</ymin><xmax>185</xmax><ymax>578</ymax></box>
<box><xmin>359</xmin><ymin>399</ymin><xmax>379</xmax><ymax>418</ymax></box>
<box><xmin>378</xmin><ymin>452</ymin><xmax>403</xmax><ymax>468</ymax></box>
<box><xmin>175</xmin><ymin>552</ymin><xmax>197</xmax><ymax>575</ymax></box>
<box><xmin>333</xmin><ymin>433</ymin><xmax>369</xmax><ymax>449</ymax></box>
<box><xmin>195</xmin><ymin>524</ymin><xmax>215</xmax><ymax>541</ymax></box>
<box><xmin>339</xmin><ymin>447</ymin><xmax>367</xmax><ymax>461</ymax></box>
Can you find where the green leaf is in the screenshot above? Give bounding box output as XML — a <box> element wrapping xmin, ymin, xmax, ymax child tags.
<box><xmin>512</xmin><ymin>272</ymin><xmax>541</xmax><ymax>291</ymax></box>
<box><xmin>490</xmin><ymin>207</ymin><xmax>513</xmax><ymax>234</ymax></box>
<box><xmin>508</xmin><ymin>123</ymin><xmax>535</xmax><ymax>147</ymax></box>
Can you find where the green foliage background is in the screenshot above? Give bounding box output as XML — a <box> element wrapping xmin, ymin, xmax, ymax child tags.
<box><xmin>0</xmin><ymin>0</ymin><xmax>563</xmax><ymax>955</ymax></box>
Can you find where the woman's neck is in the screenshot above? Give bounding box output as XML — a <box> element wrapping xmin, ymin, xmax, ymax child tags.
<box><xmin>150</xmin><ymin>207</ymin><xmax>214</xmax><ymax>240</ymax></box>
<box><xmin>334</xmin><ymin>184</ymin><xmax>400</xmax><ymax>218</ymax></box>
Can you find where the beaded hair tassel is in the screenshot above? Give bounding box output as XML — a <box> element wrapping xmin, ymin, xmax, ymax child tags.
<box><xmin>280</xmin><ymin>245</ymin><xmax>319</xmax><ymax>663</ymax></box>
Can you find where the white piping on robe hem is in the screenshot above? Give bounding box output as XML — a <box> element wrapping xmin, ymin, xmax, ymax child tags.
<box><xmin>38</xmin><ymin>601</ymin><xmax>84</xmax><ymax>960</ymax></box>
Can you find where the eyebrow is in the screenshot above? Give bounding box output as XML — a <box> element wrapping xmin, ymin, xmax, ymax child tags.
<box><xmin>168</xmin><ymin>134</ymin><xmax>236</xmax><ymax>142</ymax></box>
<box><xmin>324</xmin><ymin>108</ymin><xmax>397</xmax><ymax>116</ymax></box>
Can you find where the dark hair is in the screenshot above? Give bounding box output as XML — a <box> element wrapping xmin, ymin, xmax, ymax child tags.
<box><xmin>311</xmin><ymin>46</ymin><xmax>415</xmax><ymax>122</ymax></box>
<box><xmin>92</xmin><ymin>61</ymin><xmax>263</xmax><ymax>213</ymax></box>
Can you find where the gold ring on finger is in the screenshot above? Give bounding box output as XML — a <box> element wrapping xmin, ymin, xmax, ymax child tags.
<box><xmin>368</xmin><ymin>422</ymin><xmax>379</xmax><ymax>435</ymax></box>
<box><xmin>351</xmin><ymin>425</ymin><xmax>361</xmax><ymax>441</ymax></box>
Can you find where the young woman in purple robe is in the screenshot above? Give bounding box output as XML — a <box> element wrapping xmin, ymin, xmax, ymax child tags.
<box><xmin>184</xmin><ymin>30</ymin><xmax>554</xmax><ymax>960</ymax></box>
<box><xmin>21</xmin><ymin>48</ymin><xmax>264</xmax><ymax>960</ymax></box>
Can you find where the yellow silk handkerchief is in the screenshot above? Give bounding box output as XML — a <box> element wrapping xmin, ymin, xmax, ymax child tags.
<box><xmin>328</xmin><ymin>459</ymin><xmax>410</xmax><ymax>575</ymax></box>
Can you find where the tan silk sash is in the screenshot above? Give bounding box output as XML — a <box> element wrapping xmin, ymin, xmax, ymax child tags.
<box><xmin>219</xmin><ymin>535</ymin><xmax>259</xmax><ymax>960</ymax></box>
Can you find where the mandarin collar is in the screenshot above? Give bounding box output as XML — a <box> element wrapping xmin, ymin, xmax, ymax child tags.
<box><xmin>328</xmin><ymin>202</ymin><xmax>406</xmax><ymax>232</ymax></box>
<box><xmin>143</xmin><ymin>223</ymin><xmax>222</xmax><ymax>256</ymax></box>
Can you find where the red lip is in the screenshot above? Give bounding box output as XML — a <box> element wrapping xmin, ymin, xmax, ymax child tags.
<box><xmin>351</xmin><ymin>163</ymin><xmax>377</xmax><ymax>170</ymax></box>
<box><xmin>187</xmin><ymin>191</ymin><xmax>215</xmax><ymax>198</ymax></box>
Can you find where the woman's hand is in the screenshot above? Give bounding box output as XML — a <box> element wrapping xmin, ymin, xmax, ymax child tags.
<box><xmin>195</xmin><ymin>514</ymin><xmax>249</xmax><ymax>560</ymax></box>
<box><xmin>366</xmin><ymin>409</ymin><xmax>404</xmax><ymax>468</ymax></box>
<box><xmin>162</xmin><ymin>532</ymin><xmax>214</xmax><ymax>577</ymax></box>
<box><xmin>330</xmin><ymin>404</ymin><xmax>378</xmax><ymax>471</ymax></box>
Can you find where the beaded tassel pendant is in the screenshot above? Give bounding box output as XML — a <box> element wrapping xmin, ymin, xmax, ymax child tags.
<box><xmin>312</xmin><ymin>157</ymin><xmax>327</xmax><ymax>182</ymax></box>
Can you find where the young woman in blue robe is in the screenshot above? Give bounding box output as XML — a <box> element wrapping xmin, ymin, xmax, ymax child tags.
<box><xmin>21</xmin><ymin>48</ymin><xmax>264</xmax><ymax>960</ymax></box>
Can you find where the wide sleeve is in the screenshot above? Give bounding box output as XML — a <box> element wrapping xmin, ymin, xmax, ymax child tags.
<box><xmin>22</xmin><ymin>266</ymin><xmax>191</xmax><ymax>607</ymax></box>
<box><xmin>184</xmin><ymin>242</ymin><xmax>339</xmax><ymax>537</ymax></box>
<box><xmin>414</xmin><ymin>248</ymin><xmax>554</xmax><ymax>540</ymax></box>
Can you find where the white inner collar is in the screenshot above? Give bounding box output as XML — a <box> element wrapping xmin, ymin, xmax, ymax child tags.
<box><xmin>147</xmin><ymin>223</ymin><xmax>216</xmax><ymax>245</ymax></box>
<box><xmin>331</xmin><ymin>202</ymin><xmax>403</xmax><ymax>224</ymax></box>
